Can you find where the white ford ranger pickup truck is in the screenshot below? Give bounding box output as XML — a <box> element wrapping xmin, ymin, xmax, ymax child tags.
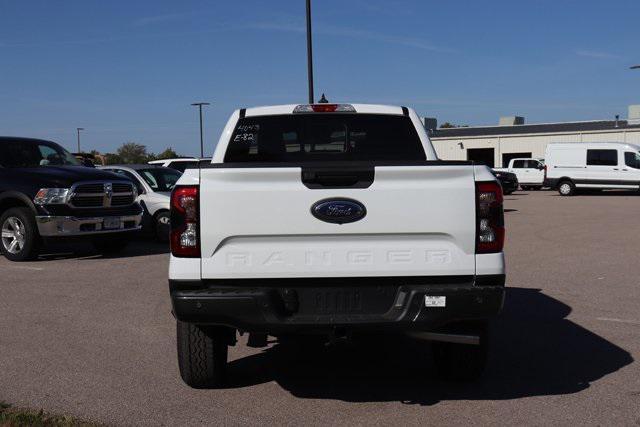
<box><xmin>168</xmin><ymin>103</ymin><xmax>506</xmax><ymax>387</ymax></box>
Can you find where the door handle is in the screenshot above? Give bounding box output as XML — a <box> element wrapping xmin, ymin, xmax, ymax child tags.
<box><xmin>614</xmin><ymin>168</ymin><xmax>619</xmax><ymax>170</ymax></box>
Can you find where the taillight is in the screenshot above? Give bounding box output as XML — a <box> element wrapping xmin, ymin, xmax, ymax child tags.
<box><xmin>476</xmin><ymin>181</ymin><xmax>504</xmax><ymax>253</ymax></box>
<box><xmin>170</xmin><ymin>186</ymin><xmax>200</xmax><ymax>257</ymax></box>
<box><xmin>543</xmin><ymin>165</ymin><xmax>548</xmax><ymax>180</ymax></box>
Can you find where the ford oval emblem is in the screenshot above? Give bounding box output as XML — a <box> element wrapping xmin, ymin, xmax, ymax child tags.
<box><xmin>311</xmin><ymin>198</ymin><xmax>366</xmax><ymax>224</ymax></box>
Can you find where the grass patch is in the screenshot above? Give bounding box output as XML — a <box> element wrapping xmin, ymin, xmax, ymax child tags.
<box><xmin>0</xmin><ymin>402</ymin><xmax>99</xmax><ymax>427</ymax></box>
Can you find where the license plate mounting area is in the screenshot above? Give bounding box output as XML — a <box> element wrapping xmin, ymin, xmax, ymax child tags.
<box><xmin>103</xmin><ymin>217</ymin><xmax>121</xmax><ymax>230</ymax></box>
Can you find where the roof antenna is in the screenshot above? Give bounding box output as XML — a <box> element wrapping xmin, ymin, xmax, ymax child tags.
<box><xmin>318</xmin><ymin>93</ymin><xmax>329</xmax><ymax>103</ymax></box>
<box><xmin>306</xmin><ymin>0</ymin><xmax>314</xmax><ymax>104</ymax></box>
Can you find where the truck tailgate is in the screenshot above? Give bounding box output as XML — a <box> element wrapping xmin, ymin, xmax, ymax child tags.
<box><xmin>199</xmin><ymin>165</ymin><xmax>476</xmax><ymax>279</ymax></box>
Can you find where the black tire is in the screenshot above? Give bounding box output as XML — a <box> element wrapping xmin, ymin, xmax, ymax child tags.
<box><xmin>177</xmin><ymin>321</ymin><xmax>230</xmax><ymax>388</ymax></box>
<box><xmin>558</xmin><ymin>180</ymin><xmax>576</xmax><ymax>196</ymax></box>
<box><xmin>432</xmin><ymin>321</ymin><xmax>489</xmax><ymax>381</ymax></box>
<box><xmin>91</xmin><ymin>235</ymin><xmax>130</xmax><ymax>254</ymax></box>
<box><xmin>504</xmin><ymin>189</ymin><xmax>514</xmax><ymax>195</ymax></box>
<box><xmin>0</xmin><ymin>207</ymin><xmax>40</xmax><ymax>261</ymax></box>
<box><xmin>154</xmin><ymin>211</ymin><xmax>170</xmax><ymax>243</ymax></box>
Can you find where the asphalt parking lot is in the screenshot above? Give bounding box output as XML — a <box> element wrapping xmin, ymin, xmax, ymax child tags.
<box><xmin>1</xmin><ymin>190</ymin><xmax>639</xmax><ymax>426</ymax></box>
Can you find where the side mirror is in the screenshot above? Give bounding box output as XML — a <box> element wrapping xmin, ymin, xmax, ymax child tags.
<box><xmin>538</xmin><ymin>165</ymin><xmax>545</xmax><ymax>171</ymax></box>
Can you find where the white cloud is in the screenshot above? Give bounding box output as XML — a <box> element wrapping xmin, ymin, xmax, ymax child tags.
<box><xmin>132</xmin><ymin>12</ymin><xmax>192</xmax><ymax>27</ymax></box>
<box><xmin>243</xmin><ymin>21</ymin><xmax>454</xmax><ymax>53</ymax></box>
<box><xmin>575</xmin><ymin>49</ymin><xmax>620</xmax><ymax>59</ymax></box>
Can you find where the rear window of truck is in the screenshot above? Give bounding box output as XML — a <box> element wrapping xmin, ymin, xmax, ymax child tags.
<box><xmin>224</xmin><ymin>114</ymin><xmax>426</xmax><ymax>162</ymax></box>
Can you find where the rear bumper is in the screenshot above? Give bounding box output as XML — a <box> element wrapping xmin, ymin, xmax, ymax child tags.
<box><xmin>170</xmin><ymin>275</ymin><xmax>505</xmax><ymax>333</ymax></box>
<box><xmin>35</xmin><ymin>214</ymin><xmax>142</xmax><ymax>237</ymax></box>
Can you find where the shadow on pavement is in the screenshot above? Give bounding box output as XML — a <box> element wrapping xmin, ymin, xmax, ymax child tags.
<box><xmin>225</xmin><ymin>288</ymin><xmax>633</xmax><ymax>405</ymax></box>
<box><xmin>551</xmin><ymin>190</ymin><xmax>640</xmax><ymax>197</ymax></box>
<box><xmin>38</xmin><ymin>238</ymin><xmax>169</xmax><ymax>261</ymax></box>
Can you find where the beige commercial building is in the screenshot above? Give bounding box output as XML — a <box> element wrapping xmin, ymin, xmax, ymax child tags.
<box><xmin>427</xmin><ymin>105</ymin><xmax>640</xmax><ymax>167</ymax></box>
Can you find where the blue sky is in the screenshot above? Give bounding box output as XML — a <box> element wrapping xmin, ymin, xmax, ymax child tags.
<box><xmin>1</xmin><ymin>0</ymin><xmax>639</xmax><ymax>156</ymax></box>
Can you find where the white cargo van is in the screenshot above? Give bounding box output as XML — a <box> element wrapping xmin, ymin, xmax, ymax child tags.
<box><xmin>544</xmin><ymin>142</ymin><xmax>640</xmax><ymax>195</ymax></box>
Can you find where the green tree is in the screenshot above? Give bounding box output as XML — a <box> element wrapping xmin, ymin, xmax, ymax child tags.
<box><xmin>103</xmin><ymin>153</ymin><xmax>123</xmax><ymax>165</ymax></box>
<box><xmin>155</xmin><ymin>147</ymin><xmax>179</xmax><ymax>160</ymax></box>
<box><xmin>440</xmin><ymin>122</ymin><xmax>469</xmax><ymax>129</ymax></box>
<box><xmin>116</xmin><ymin>142</ymin><xmax>150</xmax><ymax>164</ymax></box>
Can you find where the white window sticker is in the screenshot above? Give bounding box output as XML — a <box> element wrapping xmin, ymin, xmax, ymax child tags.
<box><xmin>424</xmin><ymin>296</ymin><xmax>446</xmax><ymax>307</ymax></box>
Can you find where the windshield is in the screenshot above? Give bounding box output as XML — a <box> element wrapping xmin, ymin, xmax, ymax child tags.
<box><xmin>0</xmin><ymin>140</ymin><xmax>81</xmax><ymax>168</ymax></box>
<box><xmin>224</xmin><ymin>114</ymin><xmax>426</xmax><ymax>163</ymax></box>
<box><xmin>138</xmin><ymin>168</ymin><xmax>182</xmax><ymax>192</ymax></box>
<box><xmin>624</xmin><ymin>152</ymin><xmax>640</xmax><ymax>169</ymax></box>
<box><xmin>167</xmin><ymin>161</ymin><xmax>197</xmax><ymax>172</ymax></box>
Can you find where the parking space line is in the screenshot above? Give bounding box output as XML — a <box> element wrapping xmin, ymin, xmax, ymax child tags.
<box><xmin>5</xmin><ymin>265</ymin><xmax>44</xmax><ymax>271</ymax></box>
<box><xmin>597</xmin><ymin>317</ymin><xmax>640</xmax><ymax>326</ymax></box>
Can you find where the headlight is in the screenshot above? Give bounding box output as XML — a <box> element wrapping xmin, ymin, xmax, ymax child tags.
<box><xmin>33</xmin><ymin>188</ymin><xmax>71</xmax><ymax>205</ymax></box>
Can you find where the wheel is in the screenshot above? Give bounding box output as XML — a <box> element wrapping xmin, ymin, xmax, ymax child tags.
<box><xmin>520</xmin><ymin>185</ymin><xmax>529</xmax><ymax>191</ymax></box>
<box><xmin>91</xmin><ymin>235</ymin><xmax>130</xmax><ymax>254</ymax></box>
<box><xmin>154</xmin><ymin>211</ymin><xmax>170</xmax><ymax>242</ymax></box>
<box><xmin>558</xmin><ymin>180</ymin><xmax>575</xmax><ymax>196</ymax></box>
<box><xmin>432</xmin><ymin>321</ymin><xmax>489</xmax><ymax>381</ymax></box>
<box><xmin>0</xmin><ymin>207</ymin><xmax>40</xmax><ymax>261</ymax></box>
<box><xmin>504</xmin><ymin>189</ymin><xmax>514</xmax><ymax>195</ymax></box>
<box><xmin>177</xmin><ymin>321</ymin><xmax>230</xmax><ymax>388</ymax></box>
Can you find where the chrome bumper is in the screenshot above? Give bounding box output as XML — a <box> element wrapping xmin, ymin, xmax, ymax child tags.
<box><xmin>35</xmin><ymin>214</ymin><xmax>142</xmax><ymax>237</ymax></box>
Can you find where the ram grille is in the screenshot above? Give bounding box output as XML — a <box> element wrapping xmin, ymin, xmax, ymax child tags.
<box><xmin>69</xmin><ymin>182</ymin><xmax>136</xmax><ymax>208</ymax></box>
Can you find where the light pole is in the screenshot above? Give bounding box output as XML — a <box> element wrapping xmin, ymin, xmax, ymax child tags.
<box><xmin>76</xmin><ymin>127</ymin><xmax>84</xmax><ymax>153</ymax></box>
<box><xmin>306</xmin><ymin>0</ymin><xmax>314</xmax><ymax>104</ymax></box>
<box><xmin>191</xmin><ymin>102</ymin><xmax>210</xmax><ymax>158</ymax></box>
